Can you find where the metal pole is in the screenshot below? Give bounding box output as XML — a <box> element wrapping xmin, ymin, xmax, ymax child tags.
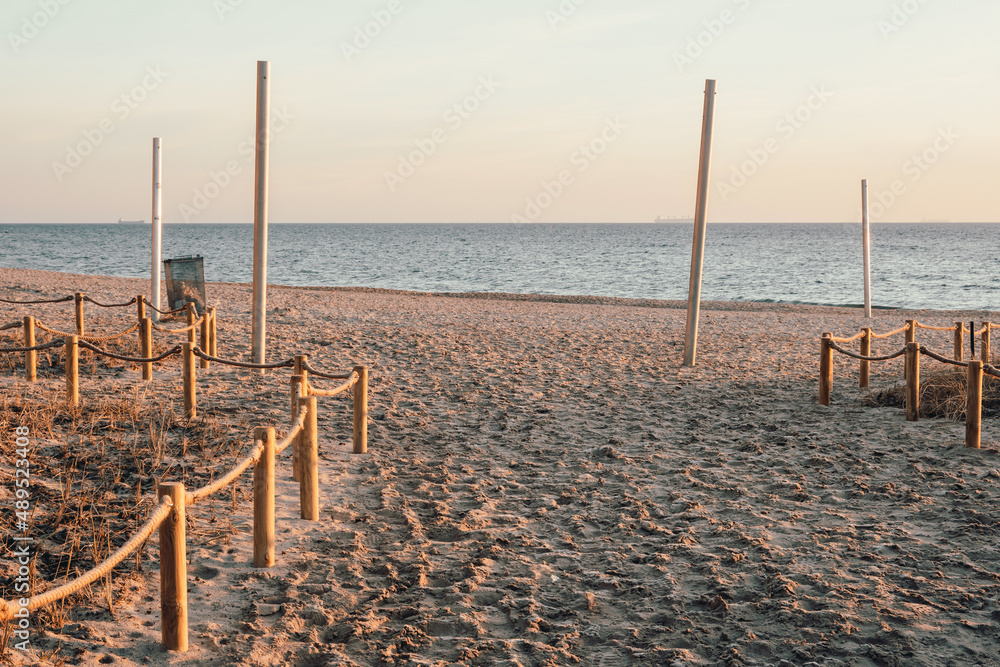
<box><xmin>861</xmin><ymin>179</ymin><xmax>872</xmax><ymax>318</ymax></box>
<box><xmin>683</xmin><ymin>79</ymin><xmax>717</xmax><ymax>367</ymax></box>
<box><xmin>151</xmin><ymin>138</ymin><xmax>163</xmax><ymax>323</ymax></box>
<box><xmin>251</xmin><ymin>60</ymin><xmax>270</xmax><ymax>367</ymax></box>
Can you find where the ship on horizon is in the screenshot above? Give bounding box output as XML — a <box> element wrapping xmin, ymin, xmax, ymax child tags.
<box><xmin>117</xmin><ymin>218</ymin><xmax>147</xmax><ymax>224</ymax></box>
<box><xmin>654</xmin><ymin>214</ymin><xmax>694</xmax><ymax>223</ymax></box>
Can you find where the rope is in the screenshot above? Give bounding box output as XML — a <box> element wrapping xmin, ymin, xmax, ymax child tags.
<box><xmin>0</xmin><ymin>321</ymin><xmax>24</xmax><ymax>331</ymax></box>
<box><xmin>914</xmin><ymin>322</ymin><xmax>960</xmax><ymax>332</ymax></box>
<box><xmin>828</xmin><ymin>340</ymin><xmax>907</xmax><ymax>362</ymax></box>
<box><xmin>919</xmin><ymin>346</ymin><xmax>969</xmax><ymax>368</ymax></box>
<box><xmin>974</xmin><ymin>325</ymin><xmax>990</xmax><ymax>336</ymax></box>
<box><xmin>301</xmin><ymin>360</ymin><xmax>353</xmax><ymax>380</ymax></box>
<box><xmin>150</xmin><ymin>316</ymin><xmax>205</xmax><ymax>335</ymax></box>
<box><xmin>83</xmin><ymin>296</ymin><xmax>138</xmax><ymax>309</ymax></box>
<box><xmin>0</xmin><ymin>498</ymin><xmax>174</xmax><ymax>620</ymax></box>
<box><xmin>0</xmin><ymin>295</ymin><xmax>74</xmax><ymax>305</ymax></box>
<box><xmin>831</xmin><ymin>331</ymin><xmax>866</xmax><ymax>344</ymax></box>
<box><xmin>0</xmin><ymin>340</ymin><xmax>64</xmax><ymax>353</ymax></box>
<box><xmin>186</xmin><ymin>441</ymin><xmax>265</xmax><ymax>506</ymax></box>
<box><xmin>191</xmin><ymin>347</ymin><xmax>294</xmax><ymax>370</ymax></box>
<box><xmin>35</xmin><ymin>320</ymin><xmax>141</xmax><ymax>343</ymax></box>
<box><xmin>77</xmin><ymin>341</ymin><xmax>183</xmax><ymax>364</ymax></box>
<box><xmin>870</xmin><ymin>324</ymin><xmax>911</xmax><ymax>340</ymax></box>
<box><xmin>984</xmin><ymin>364</ymin><xmax>1000</xmax><ymax>380</ymax></box>
<box><xmin>276</xmin><ymin>410</ymin><xmax>308</xmax><ymax>455</ymax></box>
<box><xmin>142</xmin><ymin>298</ymin><xmax>188</xmax><ymax>315</ymax></box>
<box><xmin>307</xmin><ymin>372</ymin><xmax>359</xmax><ymax>398</ymax></box>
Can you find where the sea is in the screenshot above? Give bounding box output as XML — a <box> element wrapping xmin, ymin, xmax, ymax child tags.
<box><xmin>0</xmin><ymin>223</ymin><xmax>997</xmax><ymax>311</ymax></box>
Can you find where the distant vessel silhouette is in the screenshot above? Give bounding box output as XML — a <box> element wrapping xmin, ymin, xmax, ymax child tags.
<box><xmin>654</xmin><ymin>214</ymin><xmax>694</xmax><ymax>223</ymax></box>
<box><xmin>117</xmin><ymin>218</ymin><xmax>147</xmax><ymax>224</ymax></box>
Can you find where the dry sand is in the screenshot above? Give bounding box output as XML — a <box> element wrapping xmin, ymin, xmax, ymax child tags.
<box><xmin>1</xmin><ymin>266</ymin><xmax>999</xmax><ymax>667</ymax></box>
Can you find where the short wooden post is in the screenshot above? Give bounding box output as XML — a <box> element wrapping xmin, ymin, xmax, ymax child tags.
<box><xmin>185</xmin><ymin>303</ymin><xmax>196</xmax><ymax>345</ymax></box>
<box><xmin>819</xmin><ymin>333</ymin><xmax>833</xmax><ymax>406</ymax></box>
<box><xmin>209</xmin><ymin>307</ymin><xmax>218</xmax><ymax>357</ymax></box>
<box><xmin>290</xmin><ymin>374</ymin><xmax>304</xmax><ymax>482</ymax></box>
<box><xmin>182</xmin><ymin>342</ymin><xmax>196</xmax><ymax>419</ymax></box>
<box><xmin>158</xmin><ymin>482</ymin><xmax>188</xmax><ymax>652</ymax></box>
<box><xmin>859</xmin><ymin>328</ymin><xmax>871</xmax><ymax>389</ymax></box>
<box><xmin>298</xmin><ymin>395</ymin><xmax>319</xmax><ymax>521</ymax></box>
<box><xmin>137</xmin><ymin>295</ymin><xmax>146</xmax><ymax>323</ymax></box>
<box><xmin>74</xmin><ymin>292</ymin><xmax>84</xmax><ymax>336</ymax></box>
<box><xmin>140</xmin><ymin>317</ymin><xmax>153</xmax><ymax>380</ymax></box>
<box><xmin>253</xmin><ymin>427</ymin><xmax>276</xmax><ymax>567</ymax></box>
<box><xmin>904</xmin><ymin>319</ymin><xmax>915</xmax><ymax>381</ymax></box>
<box><xmin>294</xmin><ymin>354</ymin><xmax>309</xmax><ymax>394</ymax></box>
<box><xmin>199</xmin><ymin>312</ymin><xmax>210</xmax><ymax>369</ymax></box>
<box><xmin>353</xmin><ymin>365</ymin><xmax>369</xmax><ymax>454</ymax></box>
<box><xmin>954</xmin><ymin>322</ymin><xmax>964</xmax><ymax>362</ymax></box>
<box><xmin>966</xmin><ymin>360</ymin><xmax>983</xmax><ymax>449</ymax></box>
<box><xmin>23</xmin><ymin>316</ymin><xmax>36</xmax><ymax>382</ymax></box>
<box><xmin>981</xmin><ymin>322</ymin><xmax>991</xmax><ymax>364</ymax></box>
<box><xmin>905</xmin><ymin>342</ymin><xmax>920</xmax><ymax>422</ymax></box>
<box><xmin>65</xmin><ymin>335</ymin><xmax>79</xmax><ymax>407</ymax></box>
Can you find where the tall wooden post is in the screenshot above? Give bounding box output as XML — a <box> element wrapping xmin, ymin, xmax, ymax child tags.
<box><xmin>65</xmin><ymin>335</ymin><xmax>79</xmax><ymax>407</ymax></box>
<box><xmin>209</xmin><ymin>307</ymin><xmax>218</xmax><ymax>357</ymax></box>
<box><xmin>158</xmin><ymin>482</ymin><xmax>188</xmax><ymax>652</ymax></box>
<box><xmin>905</xmin><ymin>342</ymin><xmax>920</xmax><ymax>422</ymax></box>
<box><xmin>859</xmin><ymin>328</ymin><xmax>871</xmax><ymax>388</ymax></box>
<box><xmin>819</xmin><ymin>333</ymin><xmax>833</xmax><ymax>406</ymax></box>
<box><xmin>253</xmin><ymin>427</ymin><xmax>276</xmax><ymax>567</ymax></box>
<box><xmin>954</xmin><ymin>322</ymin><xmax>964</xmax><ymax>362</ymax></box>
<box><xmin>182</xmin><ymin>342</ymin><xmax>196</xmax><ymax>419</ymax></box>
<box><xmin>353</xmin><ymin>365</ymin><xmax>369</xmax><ymax>454</ymax></box>
<box><xmin>298</xmin><ymin>396</ymin><xmax>319</xmax><ymax>521</ymax></box>
<box><xmin>199</xmin><ymin>313</ymin><xmax>210</xmax><ymax>369</ymax></box>
<box><xmin>251</xmin><ymin>61</ymin><xmax>271</xmax><ymax>369</ymax></box>
<box><xmin>186</xmin><ymin>303</ymin><xmax>196</xmax><ymax>346</ymax></box>
<box><xmin>981</xmin><ymin>322</ymin><xmax>991</xmax><ymax>364</ymax></box>
<box><xmin>140</xmin><ymin>317</ymin><xmax>153</xmax><ymax>380</ymax></box>
<box><xmin>861</xmin><ymin>179</ymin><xmax>872</xmax><ymax>318</ymax></box>
<box><xmin>966</xmin><ymin>361</ymin><xmax>983</xmax><ymax>449</ymax></box>
<box><xmin>290</xmin><ymin>374</ymin><xmax>304</xmax><ymax>482</ymax></box>
<box><xmin>151</xmin><ymin>138</ymin><xmax>163</xmax><ymax>322</ymax></box>
<box><xmin>23</xmin><ymin>316</ymin><xmax>36</xmax><ymax>382</ymax></box>
<box><xmin>74</xmin><ymin>292</ymin><xmax>84</xmax><ymax>336</ymax></box>
<box><xmin>682</xmin><ymin>79</ymin><xmax>717</xmax><ymax>368</ymax></box>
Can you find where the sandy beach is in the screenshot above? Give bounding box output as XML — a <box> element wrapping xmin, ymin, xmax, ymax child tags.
<box><xmin>1</xmin><ymin>266</ymin><xmax>999</xmax><ymax>667</ymax></box>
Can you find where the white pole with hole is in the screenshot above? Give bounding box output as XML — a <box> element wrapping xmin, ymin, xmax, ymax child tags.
<box><xmin>861</xmin><ymin>179</ymin><xmax>872</xmax><ymax>318</ymax></box>
<box><xmin>683</xmin><ymin>79</ymin><xmax>718</xmax><ymax>367</ymax></box>
<box><xmin>151</xmin><ymin>138</ymin><xmax>163</xmax><ymax>322</ymax></box>
<box><xmin>251</xmin><ymin>61</ymin><xmax>270</xmax><ymax>367</ymax></box>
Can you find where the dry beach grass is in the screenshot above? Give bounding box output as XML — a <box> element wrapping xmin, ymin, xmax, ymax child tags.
<box><xmin>1</xmin><ymin>266</ymin><xmax>999</xmax><ymax>667</ymax></box>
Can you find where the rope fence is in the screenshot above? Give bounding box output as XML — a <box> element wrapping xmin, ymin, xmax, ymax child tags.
<box><xmin>1</xmin><ymin>292</ymin><xmax>370</xmax><ymax>652</ymax></box>
<box><xmin>819</xmin><ymin>319</ymin><xmax>998</xmax><ymax>451</ymax></box>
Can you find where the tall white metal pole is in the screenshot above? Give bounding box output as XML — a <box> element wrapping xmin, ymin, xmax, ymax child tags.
<box><xmin>251</xmin><ymin>61</ymin><xmax>270</xmax><ymax>366</ymax></box>
<box><xmin>151</xmin><ymin>138</ymin><xmax>163</xmax><ymax>323</ymax></box>
<box><xmin>683</xmin><ymin>79</ymin><xmax>717</xmax><ymax>367</ymax></box>
<box><xmin>862</xmin><ymin>179</ymin><xmax>872</xmax><ymax>318</ymax></box>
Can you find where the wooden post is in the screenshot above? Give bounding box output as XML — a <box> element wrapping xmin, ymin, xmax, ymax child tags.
<box><xmin>859</xmin><ymin>328</ymin><xmax>871</xmax><ymax>389</ymax></box>
<box><xmin>353</xmin><ymin>365</ymin><xmax>369</xmax><ymax>454</ymax></box>
<box><xmin>298</xmin><ymin>396</ymin><xmax>319</xmax><ymax>521</ymax></box>
<box><xmin>905</xmin><ymin>342</ymin><xmax>920</xmax><ymax>422</ymax></box>
<box><xmin>141</xmin><ymin>317</ymin><xmax>153</xmax><ymax>380</ymax></box>
<box><xmin>253</xmin><ymin>427</ymin><xmax>276</xmax><ymax>567</ymax></box>
<box><xmin>209</xmin><ymin>307</ymin><xmax>218</xmax><ymax>357</ymax></box>
<box><xmin>981</xmin><ymin>322</ymin><xmax>991</xmax><ymax>364</ymax></box>
<box><xmin>23</xmin><ymin>316</ymin><xmax>36</xmax><ymax>382</ymax></box>
<box><xmin>65</xmin><ymin>335</ymin><xmax>79</xmax><ymax>407</ymax></box>
<box><xmin>182</xmin><ymin>342</ymin><xmax>196</xmax><ymax>419</ymax></box>
<box><xmin>966</xmin><ymin>360</ymin><xmax>983</xmax><ymax>449</ymax></box>
<box><xmin>819</xmin><ymin>333</ymin><xmax>833</xmax><ymax>406</ymax></box>
<box><xmin>137</xmin><ymin>295</ymin><xmax>146</xmax><ymax>323</ymax></box>
<box><xmin>158</xmin><ymin>482</ymin><xmax>188</xmax><ymax>652</ymax></box>
<box><xmin>290</xmin><ymin>374</ymin><xmax>304</xmax><ymax>482</ymax></box>
<box><xmin>683</xmin><ymin>79</ymin><xmax>718</xmax><ymax>368</ymax></box>
<box><xmin>293</xmin><ymin>354</ymin><xmax>309</xmax><ymax>393</ymax></box>
<box><xmin>904</xmin><ymin>319</ymin><xmax>915</xmax><ymax>381</ymax></box>
<box><xmin>251</xmin><ymin>61</ymin><xmax>271</xmax><ymax>369</ymax></box>
<box><xmin>954</xmin><ymin>322</ymin><xmax>964</xmax><ymax>362</ymax></box>
<box><xmin>186</xmin><ymin>303</ymin><xmax>196</xmax><ymax>345</ymax></box>
<box><xmin>199</xmin><ymin>312</ymin><xmax>210</xmax><ymax>369</ymax></box>
<box><xmin>74</xmin><ymin>292</ymin><xmax>84</xmax><ymax>336</ymax></box>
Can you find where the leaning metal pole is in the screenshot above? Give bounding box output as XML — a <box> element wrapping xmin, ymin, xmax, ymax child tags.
<box><xmin>683</xmin><ymin>79</ymin><xmax>717</xmax><ymax>367</ymax></box>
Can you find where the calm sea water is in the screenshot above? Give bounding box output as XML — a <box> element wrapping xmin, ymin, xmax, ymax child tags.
<box><xmin>0</xmin><ymin>223</ymin><xmax>997</xmax><ymax>311</ymax></box>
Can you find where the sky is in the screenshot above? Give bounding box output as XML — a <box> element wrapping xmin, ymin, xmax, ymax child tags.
<box><xmin>1</xmin><ymin>0</ymin><xmax>998</xmax><ymax>224</ymax></box>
